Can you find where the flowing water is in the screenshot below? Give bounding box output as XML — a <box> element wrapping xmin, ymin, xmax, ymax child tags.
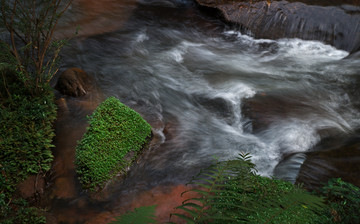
<box><xmin>51</xmin><ymin>0</ymin><xmax>360</xmax><ymax>222</ymax></box>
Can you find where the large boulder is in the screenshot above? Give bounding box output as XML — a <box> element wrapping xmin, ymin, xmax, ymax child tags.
<box><xmin>195</xmin><ymin>0</ymin><xmax>360</xmax><ymax>52</ymax></box>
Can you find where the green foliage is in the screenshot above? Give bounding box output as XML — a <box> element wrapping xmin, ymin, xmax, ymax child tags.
<box><xmin>0</xmin><ymin>69</ymin><xmax>56</xmax><ymax>223</ymax></box>
<box><xmin>0</xmin><ymin>196</ymin><xmax>46</xmax><ymax>224</ymax></box>
<box><xmin>1</xmin><ymin>1</ymin><xmax>69</xmax><ymax>222</ymax></box>
<box><xmin>75</xmin><ymin>97</ymin><xmax>152</xmax><ymax>191</ymax></box>
<box><xmin>0</xmin><ymin>81</ymin><xmax>56</xmax><ymax>194</ymax></box>
<box><xmin>111</xmin><ymin>155</ymin><xmax>360</xmax><ymax>224</ymax></box>
<box><xmin>171</xmin><ymin>153</ymin><xmax>327</xmax><ymax>224</ymax></box>
<box><xmin>320</xmin><ymin>178</ymin><xmax>360</xmax><ymax>223</ymax></box>
<box><xmin>0</xmin><ymin>41</ymin><xmax>16</xmax><ymax>71</ymax></box>
<box><xmin>0</xmin><ymin>0</ymin><xmax>72</xmax><ymax>96</ymax></box>
<box><xmin>110</xmin><ymin>205</ymin><xmax>157</xmax><ymax>224</ymax></box>
<box><xmin>232</xmin><ymin>177</ymin><xmax>329</xmax><ymax>224</ymax></box>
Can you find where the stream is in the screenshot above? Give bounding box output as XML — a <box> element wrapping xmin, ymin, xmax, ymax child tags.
<box><xmin>49</xmin><ymin>0</ymin><xmax>360</xmax><ymax>223</ymax></box>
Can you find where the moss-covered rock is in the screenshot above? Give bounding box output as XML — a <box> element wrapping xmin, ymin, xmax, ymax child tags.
<box><xmin>75</xmin><ymin>97</ymin><xmax>152</xmax><ymax>191</ymax></box>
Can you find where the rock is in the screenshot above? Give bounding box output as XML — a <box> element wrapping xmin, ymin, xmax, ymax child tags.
<box><xmin>55</xmin><ymin>0</ymin><xmax>138</xmax><ymax>38</ymax></box>
<box><xmin>345</xmin><ymin>48</ymin><xmax>360</xmax><ymax>59</ymax></box>
<box><xmin>241</xmin><ymin>91</ymin><xmax>347</xmax><ymax>137</ymax></box>
<box><xmin>296</xmin><ymin>135</ymin><xmax>360</xmax><ymax>190</ymax></box>
<box><xmin>55</xmin><ymin>97</ymin><xmax>69</xmax><ymax>116</ymax></box>
<box><xmin>55</xmin><ymin>68</ymin><xmax>92</xmax><ymax>97</ymax></box>
<box><xmin>18</xmin><ymin>175</ymin><xmax>45</xmax><ymax>199</ymax></box>
<box><xmin>194</xmin><ymin>94</ymin><xmax>234</xmax><ymax>124</ymax></box>
<box><xmin>195</xmin><ymin>0</ymin><xmax>360</xmax><ymax>52</ymax></box>
<box><xmin>241</xmin><ymin>92</ymin><xmax>314</xmax><ymax>133</ymax></box>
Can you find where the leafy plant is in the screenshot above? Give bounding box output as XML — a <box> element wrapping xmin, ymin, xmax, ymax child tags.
<box><xmin>110</xmin><ymin>154</ymin><xmax>360</xmax><ymax>223</ymax></box>
<box><xmin>0</xmin><ymin>84</ymin><xmax>56</xmax><ymax>193</ymax></box>
<box><xmin>171</xmin><ymin>153</ymin><xmax>327</xmax><ymax>224</ymax></box>
<box><xmin>0</xmin><ymin>196</ymin><xmax>46</xmax><ymax>224</ymax></box>
<box><xmin>75</xmin><ymin>97</ymin><xmax>152</xmax><ymax>191</ymax></box>
<box><xmin>1</xmin><ymin>0</ymin><xmax>71</xmax><ymax>222</ymax></box>
<box><xmin>0</xmin><ymin>73</ymin><xmax>56</xmax><ymax>223</ymax></box>
<box><xmin>110</xmin><ymin>205</ymin><xmax>157</xmax><ymax>224</ymax></box>
<box><xmin>0</xmin><ymin>0</ymin><xmax>72</xmax><ymax>95</ymax></box>
<box><xmin>320</xmin><ymin>178</ymin><xmax>360</xmax><ymax>223</ymax></box>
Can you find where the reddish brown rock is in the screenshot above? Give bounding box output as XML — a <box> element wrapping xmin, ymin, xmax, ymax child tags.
<box><xmin>55</xmin><ymin>0</ymin><xmax>137</xmax><ymax>38</ymax></box>
<box><xmin>55</xmin><ymin>68</ymin><xmax>92</xmax><ymax>97</ymax></box>
<box><xmin>18</xmin><ymin>175</ymin><xmax>45</xmax><ymax>199</ymax></box>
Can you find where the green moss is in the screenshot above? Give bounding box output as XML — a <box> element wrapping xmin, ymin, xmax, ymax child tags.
<box><xmin>75</xmin><ymin>97</ymin><xmax>152</xmax><ymax>190</ymax></box>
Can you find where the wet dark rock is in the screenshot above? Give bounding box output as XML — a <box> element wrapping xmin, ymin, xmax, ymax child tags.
<box><xmin>241</xmin><ymin>91</ymin><xmax>347</xmax><ymax>138</ymax></box>
<box><xmin>296</xmin><ymin>135</ymin><xmax>360</xmax><ymax>190</ymax></box>
<box><xmin>241</xmin><ymin>92</ymin><xmax>313</xmax><ymax>133</ymax></box>
<box><xmin>345</xmin><ymin>48</ymin><xmax>360</xmax><ymax>59</ymax></box>
<box><xmin>195</xmin><ymin>0</ymin><xmax>360</xmax><ymax>52</ymax></box>
<box><xmin>194</xmin><ymin>94</ymin><xmax>234</xmax><ymax>124</ymax></box>
<box><xmin>55</xmin><ymin>68</ymin><xmax>92</xmax><ymax>97</ymax></box>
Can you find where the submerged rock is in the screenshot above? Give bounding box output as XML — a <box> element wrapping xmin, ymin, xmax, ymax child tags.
<box><xmin>49</xmin><ymin>68</ymin><xmax>105</xmax><ymax>203</ymax></box>
<box><xmin>195</xmin><ymin>0</ymin><xmax>360</xmax><ymax>52</ymax></box>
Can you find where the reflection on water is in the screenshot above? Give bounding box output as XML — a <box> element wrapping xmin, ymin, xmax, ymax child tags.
<box><xmin>49</xmin><ymin>0</ymin><xmax>360</xmax><ymax>222</ymax></box>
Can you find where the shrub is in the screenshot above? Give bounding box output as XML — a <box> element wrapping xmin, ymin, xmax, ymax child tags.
<box><xmin>0</xmin><ymin>195</ymin><xmax>46</xmax><ymax>224</ymax></box>
<box><xmin>321</xmin><ymin>178</ymin><xmax>360</xmax><ymax>223</ymax></box>
<box><xmin>0</xmin><ymin>70</ymin><xmax>57</xmax><ymax>223</ymax></box>
<box><xmin>75</xmin><ymin>97</ymin><xmax>152</xmax><ymax>191</ymax></box>
<box><xmin>0</xmin><ymin>80</ymin><xmax>56</xmax><ymax>194</ymax></box>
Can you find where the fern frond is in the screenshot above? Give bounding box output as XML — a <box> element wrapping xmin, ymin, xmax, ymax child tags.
<box><xmin>171</xmin><ymin>156</ymin><xmax>257</xmax><ymax>223</ymax></box>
